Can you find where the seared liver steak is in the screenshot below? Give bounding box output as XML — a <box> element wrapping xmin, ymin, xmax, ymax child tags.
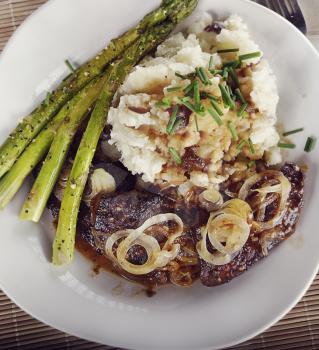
<box><xmin>199</xmin><ymin>163</ymin><xmax>304</xmax><ymax>287</ymax></box>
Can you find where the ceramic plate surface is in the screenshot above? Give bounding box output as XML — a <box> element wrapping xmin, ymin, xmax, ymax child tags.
<box><xmin>0</xmin><ymin>0</ymin><xmax>318</xmax><ymax>349</ymax></box>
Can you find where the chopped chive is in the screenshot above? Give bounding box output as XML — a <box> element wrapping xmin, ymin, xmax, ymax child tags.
<box><xmin>247</xmin><ymin>160</ymin><xmax>256</xmax><ymax>169</ymax></box>
<box><xmin>155</xmin><ymin>97</ymin><xmax>171</xmax><ymax>109</ymax></box>
<box><xmin>283</xmin><ymin>128</ymin><xmax>304</xmax><ymax>136</ymax></box>
<box><xmin>278</xmin><ymin>142</ymin><xmax>296</xmax><ymax>149</ymax></box>
<box><xmin>225</xmin><ymin>85</ymin><xmax>234</xmax><ymax>99</ymax></box>
<box><xmin>228</xmin><ymin>121</ymin><xmax>238</xmax><ymax>141</ymax></box>
<box><xmin>175</xmin><ymin>71</ymin><xmax>196</xmax><ymax>80</ymax></box>
<box><xmin>235</xmin><ymin>88</ymin><xmax>246</xmax><ymax>104</ymax></box>
<box><xmin>237</xmin><ymin>139</ymin><xmax>247</xmax><ymax>150</ymax></box>
<box><xmin>171</xmin><ymin>119</ymin><xmax>183</xmax><ymax>134</ymax></box>
<box><xmin>183</xmin><ymin>82</ymin><xmax>195</xmax><ymax>96</ymax></box>
<box><xmin>200</xmin><ymin>91</ymin><xmax>212</xmax><ymax>99</ymax></box>
<box><xmin>179</xmin><ymin>97</ymin><xmax>205</xmax><ymax>116</ymax></box>
<box><xmin>210</xmin><ymin>69</ymin><xmax>223</xmax><ymax>76</ymax></box>
<box><xmin>194</xmin><ymin>114</ymin><xmax>199</xmax><ymax>132</ymax></box>
<box><xmin>200</xmin><ymin>67</ymin><xmax>210</xmax><ymax>84</ymax></box>
<box><xmin>193</xmin><ymin>81</ymin><xmax>200</xmax><ymax>109</ymax></box>
<box><xmin>248</xmin><ymin>138</ymin><xmax>255</xmax><ymax>154</ymax></box>
<box><xmin>62</xmin><ymin>73</ymin><xmax>72</xmax><ymax>82</ymax></box>
<box><xmin>162</xmin><ymin>97</ymin><xmax>171</xmax><ymax>105</ymax></box>
<box><xmin>166</xmin><ymin>104</ymin><xmax>180</xmax><ymax>135</ymax></box>
<box><xmin>210</xmin><ymin>99</ymin><xmax>223</xmax><ymax>116</ymax></box>
<box><xmin>65</xmin><ymin>59</ymin><xmax>76</xmax><ymax>73</ymax></box>
<box><xmin>239</xmin><ymin>51</ymin><xmax>261</xmax><ymax>61</ymax></box>
<box><xmin>169</xmin><ymin>147</ymin><xmax>182</xmax><ymax>165</ymax></box>
<box><xmin>196</xmin><ymin>67</ymin><xmax>205</xmax><ymax>84</ymax></box>
<box><xmin>209</xmin><ymin>56</ymin><xmax>214</xmax><ymax>70</ymax></box>
<box><xmin>208</xmin><ymin>107</ymin><xmax>223</xmax><ymax>126</ymax></box>
<box><xmin>222</xmin><ymin>68</ymin><xmax>229</xmax><ymax>80</ymax></box>
<box><xmin>237</xmin><ymin>102</ymin><xmax>248</xmax><ymax>118</ymax></box>
<box><xmin>217</xmin><ymin>48</ymin><xmax>239</xmax><ymax>53</ymax></box>
<box><xmin>167</xmin><ymin>86</ymin><xmax>182</xmax><ymax>92</ymax></box>
<box><xmin>219</xmin><ymin>84</ymin><xmax>235</xmax><ymax>110</ymax></box>
<box><xmin>229</xmin><ymin>67</ymin><xmax>239</xmax><ymax>87</ymax></box>
<box><xmin>222</xmin><ymin>60</ymin><xmax>240</xmax><ymax>69</ymax></box>
<box><xmin>206</xmin><ymin>93</ymin><xmax>218</xmax><ymax>101</ymax></box>
<box><xmin>196</xmin><ymin>67</ymin><xmax>211</xmax><ymax>85</ymax></box>
<box><xmin>197</xmin><ymin>104</ymin><xmax>206</xmax><ymax>115</ymax></box>
<box><xmin>304</xmin><ymin>136</ymin><xmax>316</xmax><ymax>152</ymax></box>
<box><xmin>175</xmin><ymin>72</ymin><xmax>187</xmax><ymax>79</ymax></box>
<box><xmin>178</xmin><ymin>98</ymin><xmax>198</xmax><ymax>114</ymax></box>
<box><xmin>44</xmin><ymin>92</ymin><xmax>52</xmax><ymax>107</ymax></box>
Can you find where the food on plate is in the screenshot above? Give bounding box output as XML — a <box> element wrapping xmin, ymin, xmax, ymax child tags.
<box><xmin>0</xmin><ymin>0</ymin><xmax>312</xmax><ymax>292</ymax></box>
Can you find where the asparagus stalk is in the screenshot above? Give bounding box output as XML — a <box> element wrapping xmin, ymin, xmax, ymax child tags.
<box><xmin>0</xmin><ymin>0</ymin><xmax>195</xmax><ymax>179</ymax></box>
<box><xmin>20</xmin><ymin>21</ymin><xmax>175</xmax><ymax>226</ymax></box>
<box><xmin>19</xmin><ymin>75</ymin><xmax>107</xmax><ymax>222</ymax></box>
<box><xmin>0</xmin><ymin>75</ymin><xmax>106</xmax><ymax>209</ymax></box>
<box><xmin>0</xmin><ymin>0</ymin><xmax>199</xmax><ymax>210</ymax></box>
<box><xmin>52</xmin><ymin>23</ymin><xmax>177</xmax><ymax>265</ymax></box>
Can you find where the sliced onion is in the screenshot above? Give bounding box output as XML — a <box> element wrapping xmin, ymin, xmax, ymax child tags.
<box><xmin>238</xmin><ymin>171</ymin><xmax>291</xmax><ymax>229</ymax></box>
<box><xmin>196</xmin><ymin>199</ymin><xmax>252</xmax><ymax>266</ymax></box>
<box><xmin>105</xmin><ymin>229</ymin><xmax>131</xmax><ymax>262</ymax></box>
<box><xmin>255</xmin><ymin>193</ymin><xmax>277</xmax><ymax>222</ymax></box>
<box><xmin>199</xmin><ymin>188</ymin><xmax>224</xmax><ymax>211</ymax></box>
<box><xmin>117</xmin><ymin>235</ymin><xmax>163</xmax><ymax>275</ymax></box>
<box><xmin>105</xmin><ymin>213</ymin><xmax>184</xmax><ymax>275</ymax></box>
<box><xmin>216</xmin><ymin>198</ymin><xmax>252</xmax><ymax>221</ymax></box>
<box><xmin>253</xmin><ymin>184</ymin><xmax>281</xmax><ymax>195</ymax></box>
<box><xmin>207</xmin><ymin>213</ymin><xmax>250</xmax><ymax>255</ymax></box>
<box><xmin>224</xmin><ymin>188</ymin><xmax>237</xmax><ymax>198</ymax></box>
<box><xmin>84</xmin><ymin>168</ymin><xmax>116</xmax><ymax>203</ymax></box>
<box><xmin>196</xmin><ymin>227</ymin><xmax>233</xmax><ymax>266</ymax></box>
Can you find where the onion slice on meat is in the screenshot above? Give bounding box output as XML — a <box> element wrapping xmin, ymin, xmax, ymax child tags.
<box><xmin>199</xmin><ymin>188</ymin><xmax>224</xmax><ymax>212</ymax></box>
<box><xmin>207</xmin><ymin>213</ymin><xmax>250</xmax><ymax>255</ymax></box>
<box><xmin>197</xmin><ymin>227</ymin><xmax>233</xmax><ymax>266</ymax></box>
<box><xmin>105</xmin><ymin>213</ymin><xmax>184</xmax><ymax>275</ymax></box>
<box><xmin>238</xmin><ymin>171</ymin><xmax>291</xmax><ymax>229</ymax></box>
<box><xmin>196</xmin><ymin>199</ymin><xmax>252</xmax><ymax>266</ymax></box>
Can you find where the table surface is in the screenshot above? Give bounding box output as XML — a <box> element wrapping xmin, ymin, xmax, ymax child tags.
<box><xmin>0</xmin><ymin>0</ymin><xmax>319</xmax><ymax>349</ymax></box>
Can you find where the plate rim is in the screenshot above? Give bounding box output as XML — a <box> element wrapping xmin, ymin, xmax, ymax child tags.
<box><xmin>0</xmin><ymin>0</ymin><xmax>319</xmax><ymax>349</ymax></box>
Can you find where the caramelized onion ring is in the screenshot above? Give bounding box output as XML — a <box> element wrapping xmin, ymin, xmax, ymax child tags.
<box><xmin>238</xmin><ymin>171</ymin><xmax>291</xmax><ymax>229</ymax></box>
<box><xmin>197</xmin><ymin>227</ymin><xmax>233</xmax><ymax>266</ymax></box>
<box><xmin>196</xmin><ymin>199</ymin><xmax>252</xmax><ymax>266</ymax></box>
<box><xmin>105</xmin><ymin>214</ymin><xmax>184</xmax><ymax>275</ymax></box>
<box><xmin>207</xmin><ymin>213</ymin><xmax>250</xmax><ymax>255</ymax></box>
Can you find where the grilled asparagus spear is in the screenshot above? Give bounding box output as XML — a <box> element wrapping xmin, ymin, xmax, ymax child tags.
<box><xmin>0</xmin><ymin>75</ymin><xmax>106</xmax><ymax>209</ymax></box>
<box><xmin>19</xmin><ymin>75</ymin><xmax>107</xmax><ymax>222</ymax></box>
<box><xmin>0</xmin><ymin>0</ymin><xmax>195</xmax><ymax>178</ymax></box>
<box><xmin>20</xmin><ymin>21</ymin><xmax>175</xmax><ymax>226</ymax></box>
<box><xmin>53</xmin><ymin>16</ymin><xmax>207</xmax><ymax>265</ymax></box>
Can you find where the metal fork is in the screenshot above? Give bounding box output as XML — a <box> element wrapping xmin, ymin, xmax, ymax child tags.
<box><xmin>257</xmin><ymin>0</ymin><xmax>307</xmax><ymax>34</ymax></box>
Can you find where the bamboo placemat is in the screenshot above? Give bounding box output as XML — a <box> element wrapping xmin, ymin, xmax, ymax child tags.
<box><xmin>0</xmin><ymin>1</ymin><xmax>319</xmax><ymax>349</ymax></box>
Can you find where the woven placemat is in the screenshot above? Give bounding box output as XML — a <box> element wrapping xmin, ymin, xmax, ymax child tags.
<box><xmin>0</xmin><ymin>1</ymin><xmax>319</xmax><ymax>349</ymax></box>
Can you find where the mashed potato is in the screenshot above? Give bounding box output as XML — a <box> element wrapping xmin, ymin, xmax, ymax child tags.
<box><xmin>108</xmin><ymin>13</ymin><xmax>281</xmax><ymax>185</ymax></box>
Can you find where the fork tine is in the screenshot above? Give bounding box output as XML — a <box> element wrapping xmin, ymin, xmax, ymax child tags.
<box><xmin>277</xmin><ymin>1</ymin><xmax>291</xmax><ymax>19</ymax></box>
<box><xmin>258</xmin><ymin>0</ymin><xmax>307</xmax><ymax>35</ymax></box>
<box><xmin>267</xmin><ymin>0</ymin><xmax>282</xmax><ymax>15</ymax></box>
<box><xmin>286</xmin><ymin>0</ymin><xmax>308</xmax><ymax>34</ymax></box>
<box><xmin>264</xmin><ymin>0</ymin><xmax>276</xmax><ymax>12</ymax></box>
<box><xmin>287</xmin><ymin>0</ymin><xmax>299</xmax><ymax>13</ymax></box>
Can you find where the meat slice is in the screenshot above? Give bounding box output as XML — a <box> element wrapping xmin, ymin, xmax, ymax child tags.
<box><xmin>91</xmin><ymin>191</ymin><xmax>174</xmax><ymax>234</ymax></box>
<box><xmin>199</xmin><ymin>163</ymin><xmax>304</xmax><ymax>287</ymax></box>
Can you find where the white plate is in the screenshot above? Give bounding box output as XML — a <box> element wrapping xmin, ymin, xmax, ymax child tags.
<box><xmin>0</xmin><ymin>0</ymin><xmax>318</xmax><ymax>349</ymax></box>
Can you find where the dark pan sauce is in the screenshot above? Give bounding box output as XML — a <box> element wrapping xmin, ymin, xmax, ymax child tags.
<box><xmin>76</xmin><ymin>236</ymin><xmax>157</xmax><ymax>296</ymax></box>
<box><xmin>47</xmin><ymin>162</ymin><xmax>304</xmax><ymax>293</ymax></box>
